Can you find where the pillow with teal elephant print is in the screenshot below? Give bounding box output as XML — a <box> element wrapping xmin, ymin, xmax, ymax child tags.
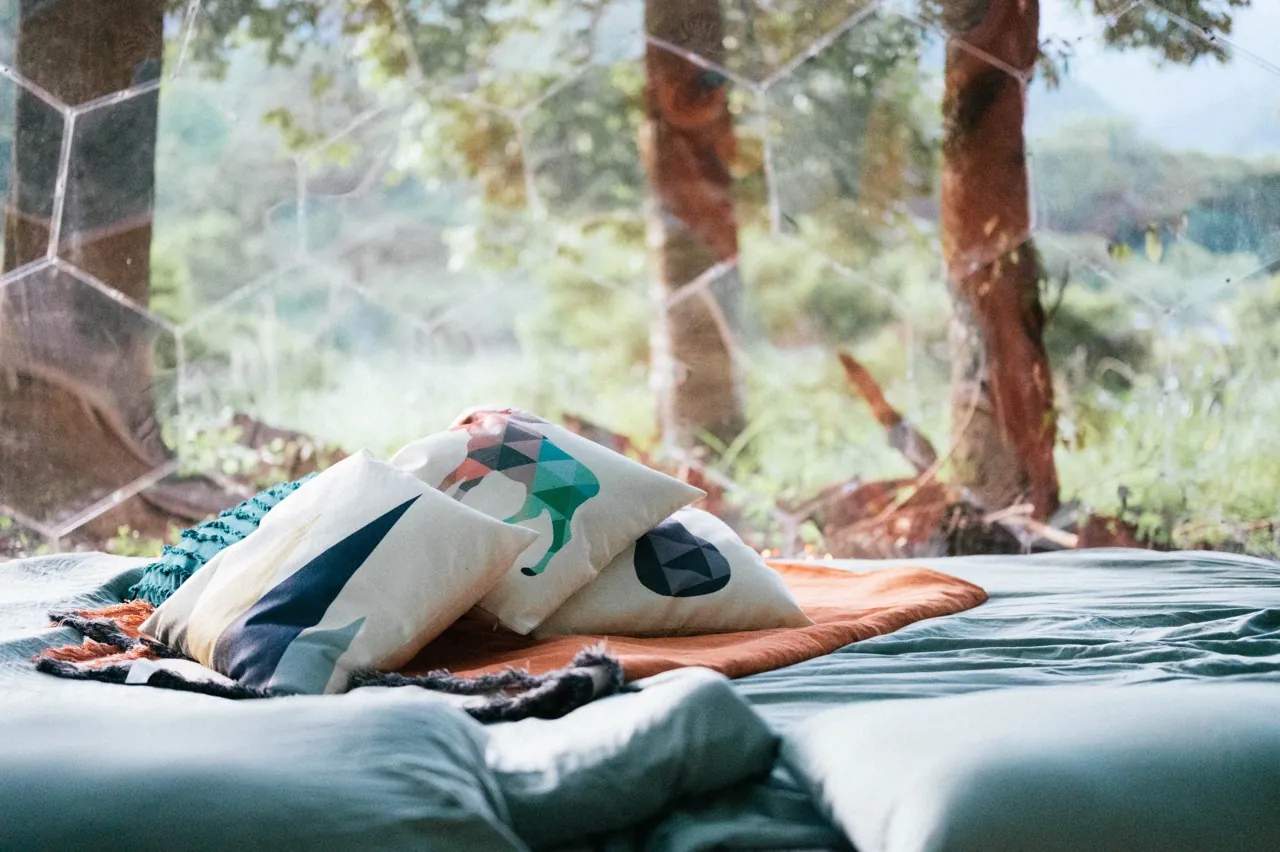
<box><xmin>389</xmin><ymin>407</ymin><xmax>705</xmax><ymax>635</ymax></box>
<box><xmin>141</xmin><ymin>450</ymin><xmax>537</xmax><ymax>694</ymax></box>
<box><xmin>535</xmin><ymin>508</ymin><xmax>812</xmax><ymax>638</ymax></box>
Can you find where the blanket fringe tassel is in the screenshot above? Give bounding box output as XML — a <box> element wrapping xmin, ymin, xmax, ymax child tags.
<box><xmin>37</xmin><ymin>608</ymin><xmax>627</xmax><ymax>723</ymax></box>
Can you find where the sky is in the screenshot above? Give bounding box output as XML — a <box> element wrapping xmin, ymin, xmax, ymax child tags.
<box><xmin>1029</xmin><ymin>0</ymin><xmax>1280</xmax><ymax>157</ymax></box>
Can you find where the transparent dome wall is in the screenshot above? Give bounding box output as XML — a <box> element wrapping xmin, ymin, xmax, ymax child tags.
<box><xmin>0</xmin><ymin>0</ymin><xmax>1277</xmax><ymax>558</ymax></box>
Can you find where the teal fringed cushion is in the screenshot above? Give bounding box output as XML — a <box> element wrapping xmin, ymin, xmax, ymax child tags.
<box><xmin>127</xmin><ymin>474</ymin><xmax>317</xmax><ymax>606</ymax></box>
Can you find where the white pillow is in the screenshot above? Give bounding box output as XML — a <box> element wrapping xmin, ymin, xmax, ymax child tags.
<box><xmin>534</xmin><ymin>508</ymin><xmax>813</xmax><ymax>638</ymax></box>
<box><xmin>141</xmin><ymin>450</ymin><xmax>537</xmax><ymax>694</ymax></box>
<box><xmin>389</xmin><ymin>408</ymin><xmax>705</xmax><ymax>634</ymax></box>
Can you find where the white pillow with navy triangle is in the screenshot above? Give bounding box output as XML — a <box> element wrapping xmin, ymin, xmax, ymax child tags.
<box><xmin>534</xmin><ymin>507</ymin><xmax>812</xmax><ymax>638</ymax></box>
<box><xmin>142</xmin><ymin>450</ymin><xmax>537</xmax><ymax>694</ymax></box>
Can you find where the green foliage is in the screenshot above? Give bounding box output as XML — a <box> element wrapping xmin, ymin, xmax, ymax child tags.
<box><xmin>169</xmin><ymin>421</ymin><xmax>346</xmax><ymax>490</ymax></box>
<box><xmin>739</xmin><ymin>225</ymin><xmax>914</xmax><ymax>345</ymax></box>
<box><xmin>0</xmin><ymin>514</ymin><xmax>44</xmax><ymax>560</ymax></box>
<box><xmin>765</xmin><ymin>11</ymin><xmax>940</xmax><ymax>258</ymax></box>
<box><xmin>1045</xmin><ymin>284</ymin><xmax>1152</xmax><ymax>394</ymax></box>
<box><xmin>150</xmin><ymin>47</ymin><xmax>309</xmax><ymax>313</ymax></box>
<box><xmin>1227</xmin><ymin>273</ymin><xmax>1280</xmax><ymax>365</ymax></box>
<box><xmin>1032</xmin><ymin>118</ymin><xmax>1258</xmax><ymax>237</ymax></box>
<box><xmin>1054</xmin><ymin>294</ymin><xmax>1280</xmax><ymax>558</ymax></box>
<box><xmin>522</xmin><ymin>219</ymin><xmax>648</xmax><ymax>368</ymax></box>
<box><xmin>523</xmin><ymin>61</ymin><xmax>647</xmax><ymax>214</ymax></box>
<box><xmin>724</xmin><ymin>345</ymin><xmax>929</xmax><ymax>501</ymax></box>
<box><xmin>1098</xmin><ymin>0</ymin><xmax>1251</xmax><ymax>65</ymax></box>
<box><xmin>1034</xmin><ymin>0</ymin><xmax>1252</xmax><ymax>86</ymax></box>
<box><xmin>105</xmin><ymin>525</ymin><xmax>170</xmax><ymax>558</ymax></box>
<box><xmin>144</xmin><ymin>0</ymin><xmax>1279</xmax><ymax>559</ymax></box>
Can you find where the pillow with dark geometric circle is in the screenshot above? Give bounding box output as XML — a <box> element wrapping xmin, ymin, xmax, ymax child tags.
<box><xmin>534</xmin><ymin>508</ymin><xmax>812</xmax><ymax>638</ymax></box>
<box><xmin>633</xmin><ymin>517</ymin><xmax>733</xmax><ymax>598</ymax></box>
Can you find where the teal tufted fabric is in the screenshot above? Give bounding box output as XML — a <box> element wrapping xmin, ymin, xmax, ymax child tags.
<box><xmin>126</xmin><ymin>474</ymin><xmax>316</xmax><ymax>606</ymax></box>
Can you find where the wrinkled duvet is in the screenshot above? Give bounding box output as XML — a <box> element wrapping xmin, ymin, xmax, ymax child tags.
<box><xmin>4</xmin><ymin>548</ymin><xmax>1280</xmax><ymax>851</ymax></box>
<box><xmin>0</xmin><ymin>554</ymin><xmax>781</xmax><ymax>852</ymax></box>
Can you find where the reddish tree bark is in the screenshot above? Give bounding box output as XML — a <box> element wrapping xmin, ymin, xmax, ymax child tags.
<box><xmin>640</xmin><ymin>0</ymin><xmax>745</xmax><ymax>449</ymax></box>
<box><xmin>838</xmin><ymin>351</ymin><xmax>939</xmax><ymax>475</ymax></box>
<box><xmin>939</xmin><ymin>0</ymin><xmax>1060</xmax><ymax>519</ymax></box>
<box><xmin>0</xmin><ymin>0</ymin><xmax>201</xmax><ymax>540</ymax></box>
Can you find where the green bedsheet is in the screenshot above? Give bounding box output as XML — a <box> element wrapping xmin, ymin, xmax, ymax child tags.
<box><xmin>738</xmin><ymin>548</ymin><xmax>1280</xmax><ymax>730</ymax></box>
<box><xmin>3</xmin><ymin>548</ymin><xmax>1278</xmax><ymax>850</ymax></box>
<box><xmin>596</xmin><ymin>547</ymin><xmax>1280</xmax><ymax>851</ymax></box>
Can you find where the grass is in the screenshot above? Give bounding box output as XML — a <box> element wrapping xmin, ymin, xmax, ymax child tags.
<box><xmin>170</xmin><ymin>319</ymin><xmax>1280</xmax><ymax>560</ymax></box>
<box><xmin>160</xmin><ymin>218</ymin><xmax>1280</xmax><ymax>560</ymax></box>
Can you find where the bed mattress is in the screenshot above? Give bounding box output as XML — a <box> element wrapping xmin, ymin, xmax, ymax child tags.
<box><xmin>604</xmin><ymin>547</ymin><xmax>1280</xmax><ymax>851</ymax></box>
<box><xmin>3</xmin><ymin>548</ymin><xmax>1278</xmax><ymax>850</ymax></box>
<box><xmin>741</xmin><ymin>548</ymin><xmax>1280</xmax><ymax>729</ymax></box>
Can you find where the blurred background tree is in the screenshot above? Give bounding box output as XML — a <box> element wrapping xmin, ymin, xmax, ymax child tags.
<box><xmin>2</xmin><ymin>0</ymin><xmax>1276</xmax><ymax>556</ymax></box>
<box><xmin>0</xmin><ymin>0</ymin><xmax>197</xmax><ymax>541</ymax></box>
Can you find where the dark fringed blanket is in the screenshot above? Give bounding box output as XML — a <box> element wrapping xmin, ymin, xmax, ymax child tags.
<box><xmin>35</xmin><ymin>601</ymin><xmax>626</xmax><ymax>723</ymax></box>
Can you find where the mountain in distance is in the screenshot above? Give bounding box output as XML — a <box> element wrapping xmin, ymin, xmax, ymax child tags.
<box><xmin>1026</xmin><ymin>0</ymin><xmax>1279</xmax><ymax>159</ymax></box>
<box><xmin>1026</xmin><ymin>56</ymin><xmax>1278</xmax><ymax>160</ymax></box>
<box><xmin>1025</xmin><ymin>73</ymin><xmax>1118</xmax><ymax>140</ymax></box>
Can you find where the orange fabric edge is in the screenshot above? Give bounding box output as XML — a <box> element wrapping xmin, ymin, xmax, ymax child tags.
<box><xmin>36</xmin><ymin>561</ymin><xmax>988</xmax><ymax>685</ymax></box>
<box><xmin>405</xmin><ymin>561</ymin><xmax>988</xmax><ymax>681</ymax></box>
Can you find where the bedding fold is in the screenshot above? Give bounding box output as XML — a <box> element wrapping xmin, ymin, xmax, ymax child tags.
<box><xmin>2</xmin><ymin>593</ymin><xmax>778</xmax><ymax>851</ymax></box>
<box><xmin>0</xmin><ymin>687</ymin><xmax>526</xmax><ymax>852</ymax></box>
<box><xmin>487</xmin><ymin>667</ymin><xmax>779</xmax><ymax>849</ymax></box>
<box><xmin>783</xmin><ymin>681</ymin><xmax>1280</xmax><ymax>852</ymax></box>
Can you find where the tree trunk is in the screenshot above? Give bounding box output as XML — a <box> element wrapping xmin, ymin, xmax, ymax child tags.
<box><xmin>0</xmin><ymin>0</ymin><xmax>193</xmax><ymax>541</ymax></box>
<box><xmin>640</xmin><ymin>0</ymin><xmax>745</xmax><ymax>450</ymax></box>
<box><xmin>939</xmin><ymin>0</ymin><xmax>1060</xmax><ymax>519</ymax></box>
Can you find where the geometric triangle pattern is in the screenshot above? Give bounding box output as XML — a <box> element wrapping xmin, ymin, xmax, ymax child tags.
<box><xmin>439</xmin><ymin>411</ymin><xmax>600</xmax><ymax>577</ymax></box>
<box><xmin>212</xmin><ymin>495</ymin><xmax>418</xmax><ymax>690</ymax></box>
<box><xmin>633</xmin><ymin>516</ymin><xmax>731</xmax><ymax>598</ymax></box>
<box><xmin>267</xmin><ymin>615</ymin><xmax>368</xmax><ymax>695</ymax></box>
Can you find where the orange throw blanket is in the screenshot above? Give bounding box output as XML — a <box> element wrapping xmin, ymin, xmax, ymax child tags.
<box><xmin>406</xmin><ymin>561</ymin><xmax>986</xmax><ymax>680</ymax></box>
<box><xmin>40</xmin><ymin>562</ymin><xmax>986</xmax><ymax>681</ymax></box>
